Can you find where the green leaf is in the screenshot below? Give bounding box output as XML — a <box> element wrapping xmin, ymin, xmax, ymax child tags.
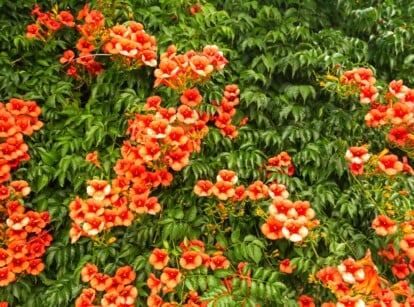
<box><xmin>230</xmin><ymin>228</ymin><xmax>240</xmax><ymax>243</ymax></box>
<box><xmin>213</xmin><ymin>269</ymin><xmax>234</xmax><ymax>279</ymax></box>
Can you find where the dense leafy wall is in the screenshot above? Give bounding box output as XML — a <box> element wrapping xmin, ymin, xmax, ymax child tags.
<box><xmin>0</xmin><ymin>0</ymin><xmax>414</xmax><ymax>306</ymax></box>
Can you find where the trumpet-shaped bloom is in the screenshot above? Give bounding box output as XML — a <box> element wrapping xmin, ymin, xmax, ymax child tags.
<box><xmin>179</xmin><ymin>251</ymin><xmax>203</xmax><ymax>270</ymax></box>
<box><xmin>371</xmin><ymin>215</ymin><xmax>397</xmax><ymax>236</ymax></box>
<box><xmin>149</xmin><ymin>248</ymin><xmax>169</xmax><ymax>270</ymax></box>
<box><xmin>378</xmin><ymin>154</ymin><xmax>403</xmax><ymax>176</ymax></box>
<box><xmin>160</xmin><ymin>267</ymin><xmax>181</xmax><ymax>289</ymax></box>
<box><xmin>261</xmin><ymin>216</ymin><xmax>284</xmax><ymax>240</ymax></box>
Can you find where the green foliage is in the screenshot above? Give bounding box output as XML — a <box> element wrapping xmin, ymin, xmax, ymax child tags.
<box><xmin>2</xmin><ymin>0</ymin><xmax>414</xmax><ymax>305</ymax></box>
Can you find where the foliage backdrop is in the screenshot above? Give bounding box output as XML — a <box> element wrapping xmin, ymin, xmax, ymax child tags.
<box><xmin>1</xmin><ymin>0</ymin><xmax>414</xmax><ymax>306</ymax></box>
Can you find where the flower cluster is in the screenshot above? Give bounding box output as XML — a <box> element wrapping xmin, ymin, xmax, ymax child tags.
<box><xmin>371</xmin><ymin>213</ymin><xmax>414</xmax><ymax>282</ymax></box>
<box><xmin>26</xmin><ymin>4</ymin><xmax>75</xmax><ymax>40</ymax></box>
<box><xmin>0</xmin><ymin>99</ymin><xmax>43</xmax><ymax>182</ymax></box>
<box><xmin>0</xmin><ymin>98</ymin><xmax>49</xmax><ymax>287</ymax></box>
<box><xmin>193</xmin><ymin>165</ymin><xmax>291</xmax><ymax>203</ymax></box>
<box><xmin>154</xmin><ymin>44</ymin><xmax>228</xmax><ymax>90</ymax></box>
<box><xmin>69</xmin><ymin>44</ymin><xmax>235</xmax><ymax>242</ymax></box>
<box><xmin>340</xmin><ymin>67</ymin><xmax>378</xmax><ymax>104</ymax></box>
<box><xmin>265</xmin><ymin>151</ymin><xmax>295</xmax><ymax>177</ymax></box>
<box><xmin>368</xmin><ymin>80</ymin><xmax>414</xmax><ymax>151</ymax></box>
<box><xmin>76</xmin><ymin>263</ymin><xmax>138</xmax><ymax>307</ymax></box>
<box><xmin>102</xmin><ymin>21</ymin><xmax>157</xmax><ymax>68</ymax></box>
<box><xmin>345</xmin><ymin>146</ymin><xmax>413</xmax><ymax>176</ymax></box>
<box><xmin>62</xmin><ymin>4</ymin><xmax>106</xmax><ymax>77</ymax></box>
<box><xmin>262</xmin><ymin>153</ymin><xmax>317</xmax><ymax>243</ymax></box>
<box><xmin>69</xmin><ymin>92</ymin><xmax>212</xmax><ymax>242</ymax></box>
<box><xmin>212</xmin><ymin>84</ymin><xmax>240</xmax><ymax>139</ymax></box>
<box><xmin>193</xmin><ymin>156</ymin><xmax>315</xmax><ymax>243</ymax></box>
<box><xmin>68</xmin><ymin>179</ymin><xmax>137</xmax><ymax>243</ymax></box>
<box><xmin>261</xmin><ymin>197</ymin><xmax>319</xmax><ymax>243</ymax></box>
<box><xmin>0</xmin><ymin>200</ymin><xmax>51</xmax><ymax>287</ymax></box>
<box><xmin>316</xmin><ymin>250</ymin><xmax>414</xmax><ymax>306</ymax></box>
<box><xmin>339</xmin><ymin>68</ymin><xmax>414</xmax><ymax>156</ymax></box>
<box><xmin>146</xmin><ymin>239</ymin><xmax>249</xmax><ymax>307</ymax></box>
<box><xmin>193</xmin><ymin>160</ymin><xmax>317</xmax><ymax>243</ymax></box>
<box><xmin>27</xmin><ymin>4</ymin><xmax>157</xmax><ymax>78</ymax></box>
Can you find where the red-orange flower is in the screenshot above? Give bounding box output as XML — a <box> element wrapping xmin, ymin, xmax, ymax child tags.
<box><xmin>10</xmin><ymin>180</ymin><xmax>31</xmax><ymax>198</ymax></box>
<box><xmin>75</xmin><ymin>288</ymin><xmax>96</xmax><ymax>307</ymax></box>
<box><xmin>0</xmin><ymin>267</ymin><xmax>15</xmax><ymax>287</ymax></box>
<box><xmin>391</xmin><ymin>280</ymin><xmax>412</xmax><ymax>297</ymax></box>
<box><xmin>232</xmin><ymin>185</ymin><xmax>246</xmax><ymax>201</ymax></box>
<box><xmin>280</xmin><ymin>258</ymin><xmax>296</xmax><ymax>274</ymax></box>
<box><xmin>209</xmin><ymin>253</ymin><xmax>230</xmax><ymax>270</ymax></box>
<box><xmin>400</xmin><ymin>233</ymin><xmax>414</xmax><ymax>259</ymax></box>
<box><xmin>261</xmin><ymin>216</ymin><xmax>284</xmax><ymax>240</ymax></box>
<box><xmin>66</xmin><ymin>65</ymin><xmax>79</xmax><ymax>78</ymax></box>
<box><xmin>147</xmin><ymin>273</ymin><xmax>162</xmax><ymax>294</ymax></box>
<box><xmin>26</xmin><ymin>258</ymin><xmax>45</xmax><ymax>275</ymax></box>
<box><xmin>160</xmin><ymin>267</ymin><xmax>181</xmax><ymax>289</ymax></box>
<box><xmin>149</xmin><ymin>248</ymin><xmax>169</xmax><ymax>270</ymax></box>
<box><xmin>76</xmin><ymin>38</ymin><xmax>95</xmax><ymax>53</ymax></box>
<box><xmin>6</xmin><ymin>213</ymin><xmax>30</xmax><ymax>231</ymax></box>
<box><xmin>100</xmin><ymin>291</ymin><xmax>119</xmax><ymax>307</ymax></box>
<box><xmin>378</xmin><ymin>154</ymin><xmax>403</xmax><ymax>176</ymax></box>
<box><xmin>114</xmin><ymin>265</ymin><xmax>136</xmax><ymax>285</ymax></box>
<box><xmin>337</xmin><ymin>258</ymin><xmax>365</xmax><ymax>284</ymax></box>
<box><xmin>298</xmin><ymin>295</ymin><xmax>315</xmax><ymax>307</ymax></box>
<box><xmin>268</xmin><ymin>183</ymin><xmax>289</xmax><ymax>200</ymax></box>
<box><xmin>180</xmin><ymin>88</ymin><xmax>202</xmax><ymax>107</ymax></box>
<box><xmin>365</xmin><ymin>103</ymin><xmax>388</xmax><ymax>127</ymax></box>
<box><xmin>388</xmin><ymin>126</ymin><xmax>410</xmax><ymax>147</ymax></box>
<box><xmin>84</xmin><ymin>10</ymin><xmax>105</xmax><ymax>28</ymax></box>
<box><xmin>392</xmin><ymin>263</ymin><xmax>409</xmax><ymax>279</ymax></box>
<box><xmin>26</xmin><ymin>24</ymin><xmax>43</xmax><ymax>40</ymax></box>
<box><xmin>387</xmin><ymin>102</ymin><xmax>413</xmax><ymax>126</ymax></box>
<box><xmin>180</xmin><ymin>239</ymin><xmax>205</xmax><ymax>252</ymax></box>
<box><xmin>165</xmin><ymin>126</ymin><xmax>188</xmax><ymax>147</ymax></box>
<box><xmin>85</xmin><ymin>151</ymin><xmax>101</xmax><ymax>168</ymax></box>
<box><xmin>5</xmin><ymin>99</ymin><xmax>32</xmax><ymax>116</ymax></box>
<box><xmin>336</xmin><ymin>296</ymin><xmax>365</xmax><ymax>307</ymax></box>
<box><xmin>118</xmin><ymin>285</ymin><xmax>138</xmax><ymax>305</ymax></box>
<box><xmin>349</xmin><ymin>162</ymin><xmax>364</xmax><ymax>175</ymax></box>
<box><xmin>9</xmin><ymin>256</ymin><xmax>29</xmax><ymax>273</ymax></box>
<box><xmin>371</xmin><ymin>215</ymin><xmax>397</xmax><ymax>236</ymax></box>
<box><xmin>212</xmin><ymin>181</ymin><xmax>235</xmax><ymax>200</ymax></box>
<box><xmin>268</xmin><ymin>199</ymin><xmax>294</xmax><ymax>222</ymax></box>
<box><xmin>359</xmin><ymin>84</ymin><xmax>378</xmax><ymax>104</ymax></box>
<box><xmin>147</xmin><ymin>293</ymin><xmax>163</xmax><ymax>307</ymax></box>
<box><xmin>282</xmin><ymin>219</ymin><xmax>309</xmax><ymax>243</ymax></box>
<box><xmin>144</xmin><ymin>96</ymin><xmax>162</xmax><ymax>111</ymax></box>
<box><xmin>246</xmin><ymin>180</ymin><xmax>269</xmax><ymax>200</ymax></box>
<box><xmin>193</xmin><ymin>180</ymin><xmax>213</xmax><ymax>197</ymax></box>
<box><xmin>90</xmin><ymin>272</ymin><xmax>112</xmax><ymax>291</ymax></box>
<box><xmin>216</xmin><ymin>169</ymin><xmax>238</xmax><ymax>185</ymax></box>
<box><xmin>58</xmin><ymin>11</ymin><xmax>75</xmax><ymax>27</ymax></box>
<box><xmin>165</xmin><ymin>148</ymin><xmax>190</xmax><ymax>171</ymax></box>
<box><xmin>176</xmin><ymin>105</ymin><xmax>199</xmax><ymax>124</ymax></box>
<box><xmin>0</xmin><ymin>185</ymin><xmax>10</xmax><ymax>200</ymax></box>
<box><xmin>81</xmin><ymin>263</ymin><xmax>99</xmax><ymax>283</ymax></box>
<box><xmin>179</xmin><ymin>251</ymin><xmax>203</xmax><ymax>270</ymax></box>
<box><xmin>190</xmin><ymin>3</ymin><xmax>202</xmax><ymax>15</ymax></box>
<box><xmin>345</xmin><ymin>146</ymin><xmax>370</xmax><ymax>164</ymax></box>
<box><xmin>86</xmin><ymin>179</ymin><xmax>111</xmax><ymax>201</ymax></box>
<box><xmin>316</xmin><ymin>266</ymin><xmax>342</xmax><ymax>285</ymax></box>
<box><xmin>0</xmin><ymin>248</ymin><xmax>11</xmax><ymax>267</ymax></box>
